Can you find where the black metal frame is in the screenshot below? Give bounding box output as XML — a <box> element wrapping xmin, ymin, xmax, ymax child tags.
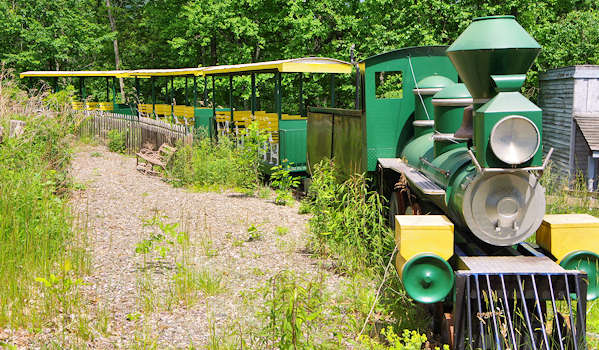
<box><xmin>453</xmin><ymin>271</ymin><xmax>588</xmax><ymax>350</ymax></box>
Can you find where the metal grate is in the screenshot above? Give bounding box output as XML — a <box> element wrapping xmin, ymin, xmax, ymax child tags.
<box><xmin>453</xmin><ymin>271</ymin><xmax>588</xmax><ymax>350</ymax></box>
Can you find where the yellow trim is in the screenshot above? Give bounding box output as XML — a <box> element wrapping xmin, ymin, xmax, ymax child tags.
<box><xmin>394</xmin><ymin>215</ymin><xmax>454</xmax><ymax>261</ymax></box>
<box><xmin>536</xmin><ymin>214</ymin><xmax>599</xmax><ymax>261</ymax></box>
<box><xmin>20</xmin><ymin>71</ymin><xmax>129</xmax><ymax>78</ymax></box>
<box><xmin>202</xmin><ymin>57</ymin><xmax>352</xmax><ymax>75</ymax></box>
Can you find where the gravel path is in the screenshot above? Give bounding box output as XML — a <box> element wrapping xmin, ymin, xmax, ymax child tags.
<box><xmin>67</xmin><ymin>145</ymin><xmax>346</xmax><ymax>348</ymax></box>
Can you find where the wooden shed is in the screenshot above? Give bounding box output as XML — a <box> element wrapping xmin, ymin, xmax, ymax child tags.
<box><xmin>538</xmin><ymin>65</ymin><xmax>599</xmax><ymax>190</ymax></box>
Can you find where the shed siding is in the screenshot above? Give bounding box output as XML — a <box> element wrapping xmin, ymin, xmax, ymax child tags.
<box><xmin>539</xmin><ymin>71</ymin><xmax>574</xmax><ymax>177</ymax></box>
<box><xmin>574</xmin><ymin>123</ymin><xmax>590</xmax><ymax>176</ymax></box>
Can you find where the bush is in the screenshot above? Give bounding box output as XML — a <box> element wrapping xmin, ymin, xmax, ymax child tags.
<box><xmin>169</xmin><ymin>122</ymin><xmax>268</xmax><ymax>190</ymax></box>
<box><xmin>107</xmin><ymin>129</ymin><xmax>127</xmax><ymax>153</ymax></box>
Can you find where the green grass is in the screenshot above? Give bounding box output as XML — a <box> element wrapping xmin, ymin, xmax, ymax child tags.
<box><xmin>0</xmin><ymin>77</ymin><xmax>88</xmax><ymax>329</ymax></box>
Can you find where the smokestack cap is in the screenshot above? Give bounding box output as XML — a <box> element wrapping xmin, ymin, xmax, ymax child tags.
<box><xmin>447</xmin><ymin>16</ymin><xmax>541</xmax><ymax>99</ymax></box>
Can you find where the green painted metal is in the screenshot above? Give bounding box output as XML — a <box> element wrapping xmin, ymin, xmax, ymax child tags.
<box><xmin>151</xmin><ymin>77</ymin><xmax>156</xmax><ymax>116</ymax></box>
<box><xmin>432</xmin><ymin>83</ymin><xmax>471</xmax><ymax>156</ymax></box>
<box><xmin>306</xmin><ymin>107</ymin><xmax>363</xmax><ymax>177</ymax></box>
<box><xmin>229</xmin><ymin>75</ymin><xmax>233</xmax><ymax>122</ymax></box>
<box><xmin>413</xmin><ymin>75</ymin><xmax>453</xmax><ymax>137</ymax></box>
<box><xmin>185</xmin><ymin>76</ymin><xmax>189</xmax><ymax>105</ymax></box>
<box><xmin>80</xmin><ymin>77</ymin><xmax>86</xmax><ymax>100</ymax></box>
<box><xmin>251</xmin><ymin>73</ymin><xmax>256</xmax><ymax>115</ymax></box>
<box><xmin>330</xmin><ymin>74</ymin><xmax>335</xmax><ymax>108</ymax></box>
<box><xmin>105</xmin><ymin>77</ymin><xmax>110</xmax><ymax>101</ymax></box>
<box><xmin>193</xmin><ymin>75</ymin><xmax>197</xmax><ymax>108</ymax></box>
<box><xmin>298</xmin><ymin>73</ymin><xmax>304</xmax><ymax>116</ymax></box>
<box><xmin>447</xmin><ymin>15</ymin><xmax>540</xmax><ymax>99</ymax></box>
<box><xmin>279</xmin><ymin>119</ymin><xmax>307</xmax><ymax>172</ymax></box>
<box><xmin>135</xmin><ymin>77</ymin><xmax>140</xmax><ymax>107</ymax></box>
<box><xmin>401</xmin><ymin>253</ymin><xmax>454</xmax><ymax>304</ymax></box>
<box><xmin>560</xmin><ymin>251</ymin><xmax>599</xmax><ymax>301</ymax></box>
<box><xmin>474</xmin><ymin>92</ymin><xmax>543</xmax><ymax>167</ymax></box>
<box><xmin>195</xmin><ymin>107</ymin><xmax>229</xmax><ymax>138</ymax></box>
<box><xmin>170</xmin><ymin>76</ymin><xmax>175</xmax><ymax>122</ymax></box>
<box><xmin>275</xmin><ymin>72</ymin><xmax>282</xmax><ymax>120</ymax></box>
<box><xmin>203</xmin><ymin>77</ymin><xmax>208</xmax><ymax>106</ymax></box>
<box><xmin>111</xmin><ymin>77</ymin><xmax>116</xmax><ymax>105</ymax></box>
<box><xmin>400</xmin><ymin>131</ymin><xmax>434</xmax><ymax>168</ymax></box>
<box><xmin>361</xmin><ymin>46</ymin><xmax>458</xmax><ymax>172</ymax></box>
<box><xmin>212</xmin><ymin>76</ymin><xmax>216</xmax><ymax>120</ymax></box>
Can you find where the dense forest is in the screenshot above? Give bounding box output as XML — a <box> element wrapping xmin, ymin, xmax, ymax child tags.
<box><xmin>2</xmin><ymin>0</ymin><xmax>598</xmax><ymax>103</ymax></box>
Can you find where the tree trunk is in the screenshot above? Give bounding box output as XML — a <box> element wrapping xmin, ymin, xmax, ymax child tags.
<box><xmin>106</xmin><ymin>0</ymin><xmax>125</xmax><ymax>101</ymax></box>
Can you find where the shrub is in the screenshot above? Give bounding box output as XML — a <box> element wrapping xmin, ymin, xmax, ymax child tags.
<box><xmin>169</xmin><ymin>122</ymin><xmax>268</xmax><ymax>190</ymax></box>
<box><xmin>107</xmin><ymin>129</ymin><xmax>127</xmax><ymax>153</ymax></box>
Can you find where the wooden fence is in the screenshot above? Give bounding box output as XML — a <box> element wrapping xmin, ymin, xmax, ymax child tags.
<box><xmin>78</xmin><ymin>111</ymin><xmax>193</xmax><ymax>152</ymax></box>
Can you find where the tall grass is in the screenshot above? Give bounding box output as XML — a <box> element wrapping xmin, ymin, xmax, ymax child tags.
<box><xmin>169</xmin><ymin>124</ymin><xmax>268</xmax><ymax>191</ymax></box>
<box><xmin>305</xmin><ymin>159</ymin><xmax>393</xmax><ymax>273</ymax></box>
<box><xmin>0</xmin><ymin>69</ymin><xmax>86</xmax><ymax>328</ymax></box>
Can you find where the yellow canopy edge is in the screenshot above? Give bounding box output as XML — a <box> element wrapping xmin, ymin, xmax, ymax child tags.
<box><xmin>123</xmin><ymin>68</ymin><xmax>206</xmax><ymax>78</ymax></box>
<box><xmin>19</xmin><ymin>70</ymin><xmax>130</xmax><ymax>78</ymax></box>
<box><xmin>201</xmin><ymin>57</ymin><xmax>352</xmax><ymax>75</ymax></box>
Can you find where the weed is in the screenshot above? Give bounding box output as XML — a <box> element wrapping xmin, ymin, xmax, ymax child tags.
<box><xmin>107</xmin><ymin>129</ymin><xmax>126</xmax><ymax>153</ymax></box>
<box><xmin>34</xmin><ymin>260</ymin><xmax>85</xmax><ymax>323</ymax></box>
<box><xmin>247</xmin><ymin>223</ymin><xmax>263</xmax><ymax>242</ymax></box>
<box><xmin>257</xmin><ymin>186</ymin><xmax>272</xmax><ymax>199</ymax></box>
<box><xmin>275</xmin><ymin>226</ymin><xmax>289</xmax><ymax>236</ymax></box>
<box><xmin>90</xmin><ymin>151</ymin><xmax>102</xmax><ymax>157</ymax></box>
<box><xmin>257</xmin><ymin>271</ymin><xmax>327</xmax><ymax>349</ymax></box>
<box><xmin>270</xmin><ymin>162</ymin><xmax>300</xmax><ymax>205</ymax></box>
<box><xmin>358</xmin><ymin>326</ymin><xmax>447</xmax><ymax>350</ymax></box>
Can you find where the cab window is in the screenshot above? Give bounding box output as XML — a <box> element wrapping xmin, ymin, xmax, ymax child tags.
<box><xmin>375</xmin><ymin>71</ymin><xmax>403</xmax><ymax>99</ymax></box>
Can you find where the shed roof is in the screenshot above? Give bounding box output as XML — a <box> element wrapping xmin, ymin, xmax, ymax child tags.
<box><xmin>20</xmin><ymin>70</ymin><xmax>130</xmax><ymax>78</ymax></box>
<box><xmin>201</xmin><ymin>57</ymin><xmax>352</xmax><ymax>75</ymax></box>
<box><xmin>575</xmin><ymin>114</ymin><xmax>599</xmax><ymax>151</ymax></box>
<box><xmin>123</xmin><ymin>68</ymin><xmax>206</xmax><ymax>77</ymax></box>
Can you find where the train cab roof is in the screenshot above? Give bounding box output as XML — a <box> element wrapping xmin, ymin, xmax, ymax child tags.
<box><xmin>361</xmin><ymin>46</ymin><xmax>449</xmax><ymax>66</ymax></box>
<box><xmin>201</xmin><ymin>57</ymin><xmax>352</xmax><ymax>76</ymax></box>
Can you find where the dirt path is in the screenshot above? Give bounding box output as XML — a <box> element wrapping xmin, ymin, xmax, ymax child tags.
<box><xmin>67</xmin><ymin>145</ymin><xmax>345</xmax><ymax>348</ymax></box>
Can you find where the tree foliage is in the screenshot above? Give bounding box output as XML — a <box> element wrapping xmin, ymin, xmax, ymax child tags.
<box><xmin>2</xmin><ymin>0</ymin><xmax>598</xmax><ymax>101</ymax></box>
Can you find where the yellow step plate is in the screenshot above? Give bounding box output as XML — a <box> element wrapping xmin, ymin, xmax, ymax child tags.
<box><xmin>536</xmin><ymin>214</ymin><xmax>599</xmax><ymax>261</ymax></box>
<box><xmin>395</xmin><ymin>215</ymin><xmax>454</xmax><ymax>261</ymax></box>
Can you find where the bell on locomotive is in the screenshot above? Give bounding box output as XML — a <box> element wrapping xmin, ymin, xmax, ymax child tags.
<box><xmin>446</xmin><ymin>15</ymin><xmax>547</xmax><ymax>246</ymax></box>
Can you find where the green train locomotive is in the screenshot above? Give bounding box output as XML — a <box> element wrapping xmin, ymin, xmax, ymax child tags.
<box><xmin>20</xmin><ymin>14</ymin><xmax>599</xmax><ymax>348</ymax></box>
<box><xmin>307</xmin><ymin>15</ymin><xmax>599</xmax><ymax>348</ymax></box>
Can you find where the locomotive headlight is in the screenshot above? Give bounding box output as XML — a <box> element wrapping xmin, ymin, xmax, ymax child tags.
<box><xmin>490</xmin><ymin>115</ymin><xmax>540</xmax><ymax>165</ymax></box>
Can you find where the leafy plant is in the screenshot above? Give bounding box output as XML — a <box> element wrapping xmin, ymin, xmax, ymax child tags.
<box><xmin>107</xmin><ymin>129</ymin><xmax>127</xmax><ymax>153</ymax></box>
<box><xmin>257</xmin><ymin>271</ymin><xmax>326</xmax><ymax>349</ymax></box>
<box><xmin>358</xmin><ymin>327</ymin><xmax>447</xmax><ymax>350</ymax></box>
<box><xmin>35</xmin><ymin>260</ymin><xmax>85</xmax><ymax>319</ymax></box>
<box><xmin>247</xmin><ymin>223</ymin><xmax>263</xmax><ymax>242</ymax></box>
<box><xmin>270</xmin><ymin>162</ymin><xmax>300</xmax><ymax>205</ymax></box>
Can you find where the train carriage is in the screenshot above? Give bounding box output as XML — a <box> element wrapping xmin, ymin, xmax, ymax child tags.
<box><xmin>200</xmin><ymin>57</ymin><xmax>352</xmax><ymax>173</ymax></box>
<box><xmin>19</xmin><ymin>70</ymin><xmax>134</xmax><ymax>114</ymax></box>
